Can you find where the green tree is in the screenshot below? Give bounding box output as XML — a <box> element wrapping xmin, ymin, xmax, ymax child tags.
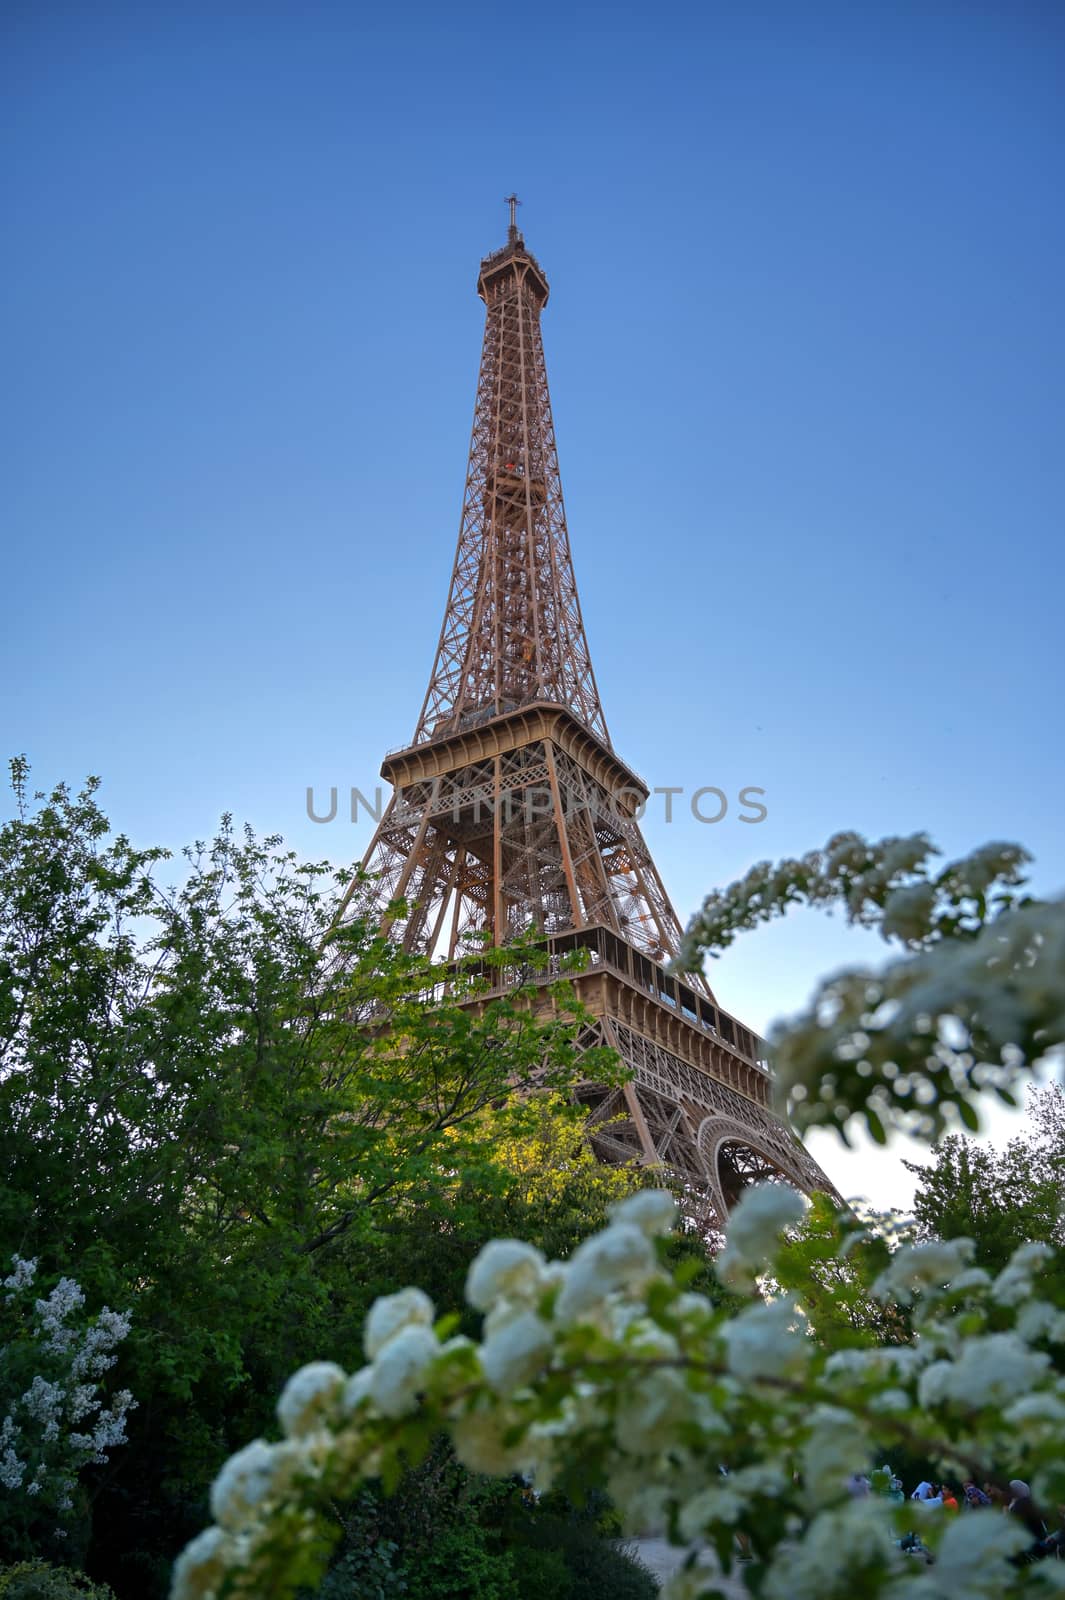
<box><xmin>770</xmin><ymin>1193</ymin><xmax>908</xmax><ymax>1349</ymax></box>
<box><xmin>0</xmin><ymin>761</ymin><xmax>624</xmax><ymax>1592</ymax></box>
<box><xmin>905</xmin><ymin>1085</ymin><xmax>1065</xmax><ymax>1293</ymax></box>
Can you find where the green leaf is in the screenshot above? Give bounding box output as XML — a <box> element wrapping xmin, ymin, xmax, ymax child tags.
<box><xmin>957</xmin><ymin>1097</ymin><xmax>981</xmax><ymax>1132</ymax></box>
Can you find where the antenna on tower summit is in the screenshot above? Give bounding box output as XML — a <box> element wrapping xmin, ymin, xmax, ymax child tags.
<box><xmin>504</xmin><ymin>192</ymin><xmax>521</xmax><ymax>241</ymax></box>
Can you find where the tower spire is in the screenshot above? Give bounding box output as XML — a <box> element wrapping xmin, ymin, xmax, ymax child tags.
<box><xmin>413</xmin><ymin>215</ymin><xmax>607</xmax><ymax>747</ymax></box>
<box><xmin>504</xmin><ymin>192</ymin><xmax>521</xmax><ymax>242</ymax></box>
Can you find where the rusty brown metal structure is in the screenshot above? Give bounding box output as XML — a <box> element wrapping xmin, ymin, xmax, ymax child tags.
<box><xmin>340</xmin><ymin>206</ymin><xmax>836</xmax><ymax>1226</ymax></box>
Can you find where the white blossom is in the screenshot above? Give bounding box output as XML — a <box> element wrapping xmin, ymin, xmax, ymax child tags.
<box><xmin>670</xmin><ymin>1291</ymin><xmax>716</xmax><ymax>1331</ymax></box>
<box><xmin>716</xmin><ymin>1182</ymin><xmax>807</xmax><ymax>1288</ymax></box>
<box><xmin>659</xmin><ymin>1562</ymin><xmax>725</xmax><ymax>1600</ymax></box>
<box><xmin>917</xmin><ymin>1332</ymin><xmax>1050</xmax><ymax>1409</ymax></box>
<box><xmin>1016</xmin><ymin>1298</ymin><xmax>1065</xmax><ymax>1344</ymax></box>
<box><xmin>928</xmin><ymin>1509</ymin><xmax>1029</xmax><ymax>1596</ymax></box>
<box><xmin>763</xmin><ymin>1498</ymin><xmax>896</xmax><ymax>1600</ymax></box>
<box><xmin>67</xmin><ymin>1382</ymin><xmax>97</xmax><ymax>1423</ymax></box>
<box><xmin>342</xmin><ymin>1365</ymin><xmax>374</xmax><ymax>1413</ymax></box>
<box><xmin>0</xmin><ymin>1264</ymin><xmax>136</xmax><ymax>1514</ymax></box>
<box><xmin>679</xmin><ymin>1463</ymin><xmax>790</xmax><ymax>1543</ymax></box>
<box><xmin>479</xmin><ymin>1310</ymin><xmax>552</xmax><ymax>1395</ymax></box>
<box><xmin>619</xmin><ymin>1315</ymin><xmax>680</xmax><ymax>1361</ymax></box>
<box><xmin>613</xmin><ymin>1366</ymin><xmax>692</xmax><ymax>1455</ymax></box>
<box><xmin>70</xmin><ymin>1307</ymin><xmax>132</xmax><ymax>1379</ymax></box>
<box><xmin>678</xmin><ymin>1482</ymin><xmax>744</xmax><ymax>1538</ymax></box>
<box><xmin>881</xmin><ymin>882</ymin><xmax>937</xmax><ymax>943</ymax></box>
<box><xmin>363</xmin><ymin>1286</ymin><xmax>435</xmax><ymax>1360</ymax></box>
<box><xmin>171</xmin><ymin>1525</ymin><xmax>234</xmax><ymax>1600</ymax></box>
<box><xmin>21</xmin><ymin>1377</ymin><xmax>63</xmax><ymax>1434</ymax></box>
<box><xmin>800</xmin><ymin>1405</ymin><xmax>871</xmax><ymax>1507</ymax></box>
<box><xmin>604</xmin><ymin>1463</ymin><xmax>672</xmax><ymax>1536</ymax></box>
<box><xmin>465</xmin><ymin>1239</ymin><xmax>547</xmax><ymax>1312</ymax></box>
<box><xmin>867</xmin><ymin>1386</ymin><xmax>911</xmax><ymax>1413</ymax></box>
<box><xmin>608</xmin><ymin>1188</ymin><xmax>677</xmax><ymax>1237</ymax></box>
<box><xmin>451</xmin><ymin>1403</ymin><xmax>530</xmax><ymax>1477</ymax></box>
<box><xmin>210</xmin><ymin>1438</ymin><xmax>288</xmax><ymax>1530</ymax></box>
<box><xmin>946</xmin><ymin>1266</ymin><xmax>992</xmax><ymax>1294</ymax></box>
<box><xmin>993</xmin><ymin>1241</ymin><xmax>1055</xmax><ymax>1306</ymax></box>
<box><xmin>871</xmin><ymin>1237</ymin><xmax>975</xmax><ymax>1305</ymax></box>
<box><xmin>368</xmin><ymin>1323</ymin><xmax>439</xmax><ymax>1417</ymax></box>
<box><xmin>823</xmin><ymin>1348</ymin><xmax>876</xmax><ymax>1381</ymax></box>
<box><xmin>3</xmin><ymin>1256</ymin><xmax>37</xmax><ymax>1297</ymax></box>
<box><xmin>35</xmin><ymin>1277</ymin><xmax>85</xmax><ymax>1353</ymax></box>
<box><xmin>207</xmin><ymin>1446</ymin><xmax>273</xmax><ymax>1529</ymax></box>
<box><xmin>71</xmin><ymin>1389</ymin><xmax>135</xmax><ymax>1463</ymax></box>
<box><xmin>0</xmin><ymin>1443</ymin><xmax>26</xmax><ymax>1489</ymax></box>
<box><xmin>721</xmin><ymin>1298</ymin><xmax>809</xmax><ymax>1382</ymax></box>
<box><xmin>1002</xmin><ymin>1389</ymin><xmax>1065</xmax><ymax>1436</ymax></box>
<box><xmin>482</xmin><ymin>1296</ymin><xmax>533</xmax><ymax>1340</ymax></box>
<box><xmin>276</xmin><ymin>1361</ymin><xmax>346</xmax><ymax>1439</ymax></box>
<box><xmin>555</xmin><ymin>1223</ymin><xmax>657</xmax><ymax>1322</ymax></box>
<box><xmin>167</xmin><ymin>1155</ymin><xmax>1065</xmax><ymax>1600</ymax></box>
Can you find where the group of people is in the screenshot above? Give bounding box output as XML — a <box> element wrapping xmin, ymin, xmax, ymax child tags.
<box><xmin>912</xmin><ymin>1475</ymin><xmax>1060</xmax><ymax>1546</ymax></box>
<box><xmin>844</xmin><ymin>1468</ymin><xmax>1064</xmax><ymax>1564</ymax></box>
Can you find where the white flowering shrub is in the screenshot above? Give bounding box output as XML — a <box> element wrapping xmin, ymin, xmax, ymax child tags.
<box><xmin>677</xmin><ymin>832</ymin><xmax>1065</xmax><ymax>1145</ymax></box>
<box><xmin>171</xmin><ymin>1185</ymin><xmax>1065</xmax><ymax>1599</ymax></box>
<box><xmin>1</xmin><ymin>1259</ymin><xmax>134</xmax><ymax>1548</ymax></box>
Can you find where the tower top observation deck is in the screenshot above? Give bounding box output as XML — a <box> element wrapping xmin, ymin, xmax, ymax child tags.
<box><xmin>477</xmin><ymin>194</ymin><xmax>549</xmax><ymax>306</ymax></box>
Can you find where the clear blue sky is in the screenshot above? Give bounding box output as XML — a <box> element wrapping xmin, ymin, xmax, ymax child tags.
<box><xmin>5</xmin><ymin>2</ymin><xmax>1064</xmax><ymax>1206</ymax></box>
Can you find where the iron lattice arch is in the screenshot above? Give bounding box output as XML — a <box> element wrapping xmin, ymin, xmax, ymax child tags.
<box><xmin>341</xmin><ymin>210</ymin><xmax>839</xmax><ymax>1232</ymax></box>
<box><xmin>570</xmin><ymin>1014</ymin><xmax>833</xmax><ymax>1232</ymax></box>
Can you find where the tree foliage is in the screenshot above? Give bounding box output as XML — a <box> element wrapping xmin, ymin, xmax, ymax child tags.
<box><xmin>906</xmin><ymin>1085</ymin><xmax>1065</xmax><ymax>1296</ymax></box>
<box><xmin>312</xmin><ymin>1455</ymin><xmax>655</xmax><ymax>1600</ymax></box>
<box><xmin>0</xmin><ymin>762</ymin><xmax>634</xmax><ymax>1589</ymax></box>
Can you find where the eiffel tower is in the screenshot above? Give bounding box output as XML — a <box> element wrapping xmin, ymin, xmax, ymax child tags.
<box><xmin>342</xmin><ymin>201</ymin><xmax>835</xmax><ymax>1226</ymax></box>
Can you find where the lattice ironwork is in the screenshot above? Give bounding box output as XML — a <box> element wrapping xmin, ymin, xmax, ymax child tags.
<box><xmin>340</xmin><ymin>207</ymin><xmax>839</xmax><ymax>1225</ymax></box>
<box><xmin>414</xmin><ymin>220</ymin><xmax>607</xmax><ymax>746</ymax></box>
<box><xmin>567</xmin><ymin>1016</ymin><xmax>836</xmax><ymax>1230</ymax></box>
<box><xmin>347</xmin><ymin>732</ymin><xmax>693</xmax><ymax>971</ymax></box>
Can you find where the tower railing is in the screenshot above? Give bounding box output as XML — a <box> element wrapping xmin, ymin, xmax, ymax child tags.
<box><xmin>414</xmin><ymin>922</ymin><xmax>770</xmax><ymax>1074</ymax></box>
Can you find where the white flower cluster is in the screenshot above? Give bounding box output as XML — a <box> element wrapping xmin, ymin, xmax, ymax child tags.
<box><xmin>763</xmin><ymin>1497</ymin><xmax>898</xmax><ymax>1600</ymax></box>
<box><xmin>1</xmin><ymin>1413</ymin><xmax>26</xmax><ymax>1490</ymax></box>
<box><xmin>173</xmin><ymin>1187</ymin><xmax>1065</xmax><ymax>1600</ymax></box>
<box><xmin>70</xmin><ymin>1306</ymin><xmax>132</xmax><ymax>1379</ymax></box>
<box><xmin>722</xmin><ymin>1297</ymin><xmax>809</xmax><ymax>1383</ymax></box>
<box><xmin>993</xmin><ymin>1242</ymin><xmax>1054</xmax><ymax>1307</ymax></box>
<box><xmin>870</xmin><ymin>1237</ymin><xmax>977</xmax><ymax>1305</ymax></box>
<box><xmin>880</xmin><ymin>882</ymin><xmax>937</xmax><ymax>945</ymax></box>
<box><xmin>917</xmin><ymin>1332</ymin><xmax>1051</xmax><ymax>1411</ymax></box>
<box><xmin>36</xmin><ymin>1277</ymin><xmax>86</xmax><ymax>1354</ymax></box>
<box><xmin>3</xmin><ymin>1255</ymin><xmax>38</xmax><ymax>1298</ymax></box>
<box><xmin>716</xmin><ymin>1181</ymin><xmax>807</xmax><ymax>1290</ymax></box>
<box><xmin>0</xmin><ymin>1255</ymin><xmax>135</xmax><ymax>1520</ymax></box>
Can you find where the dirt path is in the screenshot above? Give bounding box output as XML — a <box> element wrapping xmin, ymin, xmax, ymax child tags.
<box><xmin>622</xmin><ymin>1538</ymin><xmax>747</xmax><ymax>1594</ymax></box>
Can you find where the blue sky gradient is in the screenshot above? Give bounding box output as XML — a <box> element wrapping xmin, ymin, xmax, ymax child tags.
<box><xmin>5</xmin><ymin>1</ymin><xmax>1064</xmax><ymax>1205</ymax></box>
